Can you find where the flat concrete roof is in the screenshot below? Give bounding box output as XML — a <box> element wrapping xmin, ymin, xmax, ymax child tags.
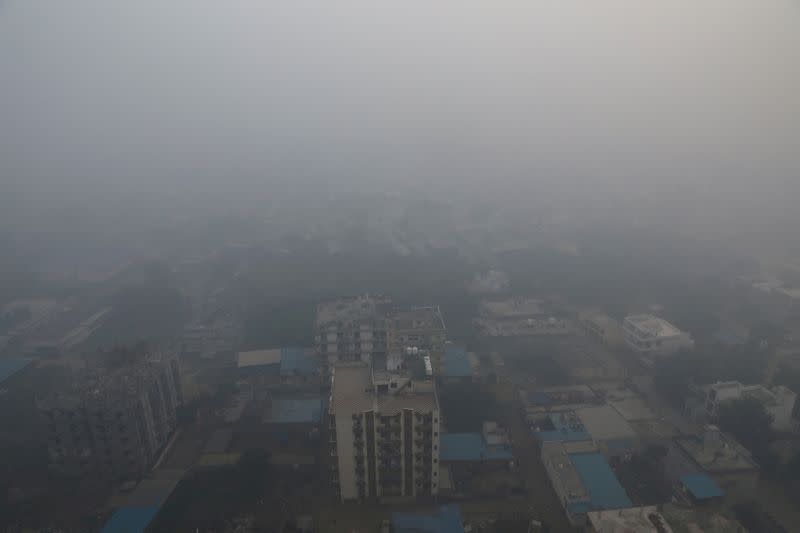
<box><xmin>237</xmin><ymin>349</ymin><xmax>281</xmax><ymax>368</ymax></box>
<box><xmin>576</xmin><ymin>405</ymin><xmax>637</xmax><ymax>442</ymax></box>
<box><xmin>624</xmin><ymin>315</ymin><xmax>683</xmax><ymax>338</ymax></box>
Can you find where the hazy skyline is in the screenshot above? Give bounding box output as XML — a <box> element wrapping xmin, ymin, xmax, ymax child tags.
<box><xmin>2</xmin><ymin>0</ymin><xmax>799</xmax><ymax>244</ymax></box>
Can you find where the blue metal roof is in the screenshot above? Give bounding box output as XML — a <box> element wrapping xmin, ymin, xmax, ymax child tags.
<box><xmin>569</xmin><ymin>452</ymin><xmax>632</xmax><ymax>511</ymax></box>
<box><xmin>535</xmin><ymin>413</ymin><xmax>592</xmax><ymax>443</ymax></box>
<box><xmin>392</xmin><ymin>505</ymin><xmax>465</xmax><ymax>533</ymax></box>
<box><xmin>269</xmin><ymin>397</ymin><xmax>322</xmax><ymax>424</ymax></box>
<box><xmin>440</xmin><ymin>433</ymin><xmax>513</xmax><ymax>462</ymax></box>
<box><xmin>280</xmin><ymin>347</ymin><xmax>316</xmax><ymax>376</ymax></box>
<box><xmin>681</xmin><ymin>473</ymin><xmax>724</xmax><ymax>500</ymax></box>
<box><xmin>0</xmin><ymin>357</ymin><xmax>32</xmax><ymax>385</ymax></box>
<box><xmin>100</xmin><ymin>506</ymin><xmax>159</xmax><ymax>533</ymax></box>
<box><xmin>442</xmin><ymin>345</ymin><xmax>471</xmax><ymax>378</ymax></box>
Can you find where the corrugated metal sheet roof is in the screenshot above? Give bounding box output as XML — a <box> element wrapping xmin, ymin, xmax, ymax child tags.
<box><xmin>442</xmin><ymin>345</ymin><xmax>471</xmax><ymax>378</ymax></box>
<box><xmin>392</xmin><ymin>505</ymin><xmax>464</xmax><ymax>533</ymax></box>
<box><xmin>100</xmin><ymin>506</ymin><xmax>158</xmax><ymax>533</ymax></box>
<box><xmin>681</xmin><ymin>473</ymin><xmax>724</xmax><ymax>500</ymax></box>
<box><xmin>440</xmin><ymin>433</ymin><xmax>513</xmax><ymax>462</ymax></box>
<box><xmin>569</xmin><ymin>452</ymin><xmax>632</xmax><ymax>511</ymax></box>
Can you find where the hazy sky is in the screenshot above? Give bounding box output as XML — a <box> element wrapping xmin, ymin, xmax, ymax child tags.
<box><xmin>1</xmin><ymin>0</ymin><xmax>799</xmax><ymax>235</ymax></box>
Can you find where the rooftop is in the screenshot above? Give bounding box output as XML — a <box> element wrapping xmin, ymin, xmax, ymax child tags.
<box><xmin>535</xmin><ymin>412</ymin><xmax>592</xmax><ymax>443</ymax></box>
<box><xmin>100</xmin><ymin>506</ymin><xmax>159</xmax><ymax>533</ymax></box>
<box><xmin>0</xmin><ymin>357</ymin><xmax>33</xmax><ymax>385</ymax></box>
<box><xmin>624</xmin><ymin>314</ymin><xmax>683</xmax><ymax>338</ymax></box>
<box><xmin>576</xmin><ymin>405</ymin><xmax>638</xmax><ymax>442</ymax></box>
<box><xmin>675</xmin><ymin>431</ymin><xmax>757</xmax><ymax>473</ymax></box>
<box><xmin>331</xmin><ymin>362</ymin><xmax>438</xmax><ymax>414</ymax></box>
<box><xmin>266</xmin><ymin>397</ymin><xmax>323</xmax><ymax>424</ymax></box>
<box><xmin>440</xmin><ymin>433</ymin><xmax>513</xmax><ymax>462</ymax></box>
<box><xmin>391</xmin><ymin>505</ymin><xmax>464</xmax><ymax>533</ymax></box>
<box><xmin>661</xmin><ymin>504</ymin><xmax>747</xmax><ymax>533</ymax></box>
<box><xmin>237</xmin><ymin>349</ymin><xmax>281</xmax><ymax>369</ymax></box>
<box><xmin>280</xmin><ymin>347</ymin><xmax>316</xmax><ymax>376</ymax></box>
<box><xmin>608</xmin><ymin>397</ymin><xmax>656</xmax><ymax>422</ymax></box>
<box><xmin>392</xmin><ymin>306</ymin><xmax>445</xmax><ymax>332</ymax></box>
<box><xmin>570</xmin><ymin>452</ymin><xmax>633</xmax><ymax>511</ymax></box>
<box><xmin>442</xmin><ymin>344</ymin><xmax>472</xmax><ymax>378</ymax></box>
<box><xmin>680</xmin><ymin>473</ymin><xmax>724</xmax><ymax>500</ymax></box>
<box><xmin>587</xmin><ymin>506</ymin><xmax>674</xmax><ymax>533</ymax></box>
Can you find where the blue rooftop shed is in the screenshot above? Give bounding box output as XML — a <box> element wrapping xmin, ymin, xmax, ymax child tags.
<box><xmin>442</xmin><ymin>345</ymin><xmax>472</xmax><ymax>379</ymax></box>
<box><xmin>680</xmin><ymin>473</ymin><xmax>724</xmax><ymax>501</ymax></box>
<box><xmin>569</xmin><ymin>452</ymin><xmax>632</xmax><ymax>511</ymax></box>
<box><xmin>100</xmin><ymin>506</ymin><xmax>159</xmax><ymax>533</ymax></box>
<box><xmin>440</xmin><ymin>433</ymin><xmax>513</xmax><ymax>462</ymax></box>
<box><xmin>392</xmin><ymin>505</ymin><xmax>465</xmax><ymax>533</ymax></box>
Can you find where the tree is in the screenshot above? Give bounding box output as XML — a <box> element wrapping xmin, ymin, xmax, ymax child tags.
<box><xmin>715</xmin><ymin>397</ymin><xmax>777</xmax><ymax>473</ymax></box>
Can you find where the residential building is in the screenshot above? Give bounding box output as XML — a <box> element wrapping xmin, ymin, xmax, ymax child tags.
<box><xmin>39</xmin><ymin>351</ymin><xmax>182</xmax><ymax>480</ymax></box>
<box><xmin>688</xmin><ymin>381</ymin><xmax>796</xmax><ymax>431</ymax></box>
<box><xmin>329</xmin><ymin>362</ymin><xmax>440</xmax><ymax>501</ymax></box>
<box><xmin>622</xmin><ymin>314</ymin><xmax>694</xmax><ymax>363</ymax></box>
<box><xmin>586</xmin><ymin>506</ymin><xmax>673</xmax><ymax>533</ymax></box>
<box><xmin>664</xmin><ymin>426</ymin><xmax>759</xmax><ymax>500</ymax></box>
<box><xmin>315</xmin><ymin>295</ymin><xmax>391</xmax><ymax>365</ymax></box>
<box><xmin>541</xmin><ymin>441</ymin><xmax>632</xmax><ymax>527</ymax></box>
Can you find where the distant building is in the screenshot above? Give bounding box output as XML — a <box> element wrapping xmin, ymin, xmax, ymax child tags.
<box><xmin>390</xmin><ymin>306</ymin><xmax>446</xmax><ymax>354</ymax></box>
<box><xmin>580</xmin><ymin>312</ymin><xmax>624</xmax><ymax>347</ymax></box>
<box><xmin>541</xmin><ymin>441</ymin><xmax>632</xmax><ymax>527</ymax></box>
<box><xmin>39</xmin><ymin>351</ymin><xmax>182</xmax><ymax>480</ymax></box>
<box><xmin>329</xmin><ymin>362</ymin><xmax>440</xmax><ymax>501</ymax></box>
<box><xmin>622</xmin><ymin>314</ymin><xmax>694</xmax><ymax>364</ymax></box>
<box><xmin>475</xmin><ymin>298</ymin><xmax>570</xmax><ymax>337</ymax></box>
<box><xmin>315</xmin><ymin>295</ymin><xmax>391</xmax><ymax>365</ymax></box>
<box><xmin>664</xmin><ymin>426</ymin><xmax>759</xmax><ymax>500</ymax></box>
<box><xmin>687</xmin><ymin>381</ymin><xmax>796</xmax><ymax>431</ymax></box>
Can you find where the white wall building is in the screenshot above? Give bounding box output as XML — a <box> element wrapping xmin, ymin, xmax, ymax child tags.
<box><xmin>622</xmin><ymin>314</ymin><xmax>694</xmax><ymax>363</ymax></box>
<box><xmin>329</xmin><ymin>362</ymin><xmax>440</xmax><ymax>501</ymax></box>
<box><xmin>695</xmin><ymin>381</ymin><xmax>796</xmax><ymax>431</ymax></box>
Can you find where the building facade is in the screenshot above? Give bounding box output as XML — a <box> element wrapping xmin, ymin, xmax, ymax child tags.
<box><xmin>329</xmin><ymin>362</ymin><xmax>440</xmax><ymax>501</ymax></box>
<box><xmin>622</xmin><ymin>314</ymin><xmax>694</xmax><ymax>363</ymax></box>
<box><xmin>688</xmin><ymin>381</ymin><xmax>796</xmax><ymax>431</ymax></box>
<box><xmin>39</xmin><ymin>352</ymin><xmax>182</xmax><ymax>480</ymax></box>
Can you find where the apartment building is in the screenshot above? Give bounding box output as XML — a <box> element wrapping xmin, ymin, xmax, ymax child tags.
<box><xmin>39</xmin><ymin>351</ymin><xmax>181</xmax><ymax>480</ymax></box>
<box><xmin>622</xmin><ymin>314</ymin><xmax>694</xmax><ymax>363</ymax></box>
<box><xmin>329</xmin><ymin>362</ymin><xmax>440</xmax><ymax>501</ymax></box>
<box><xmin>315</xmin><ymin>295</ymin><xmax>391</xmax><ymax>365</ymax></box>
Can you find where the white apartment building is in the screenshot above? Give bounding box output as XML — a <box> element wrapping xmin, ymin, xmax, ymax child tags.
<box><xmin>622</xmin><ymin>314</ymin><xmax>694</xmax><ymax>363</ymax></box>
<box><xmin>329</xmin><ymin>362</ymin><xmax>440</xmax><ymax>501</ymax></box>
<box><xmin>693</xmin><ymin>381</ymin><xmax>796</xmax><ymax>431</ymax></box>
